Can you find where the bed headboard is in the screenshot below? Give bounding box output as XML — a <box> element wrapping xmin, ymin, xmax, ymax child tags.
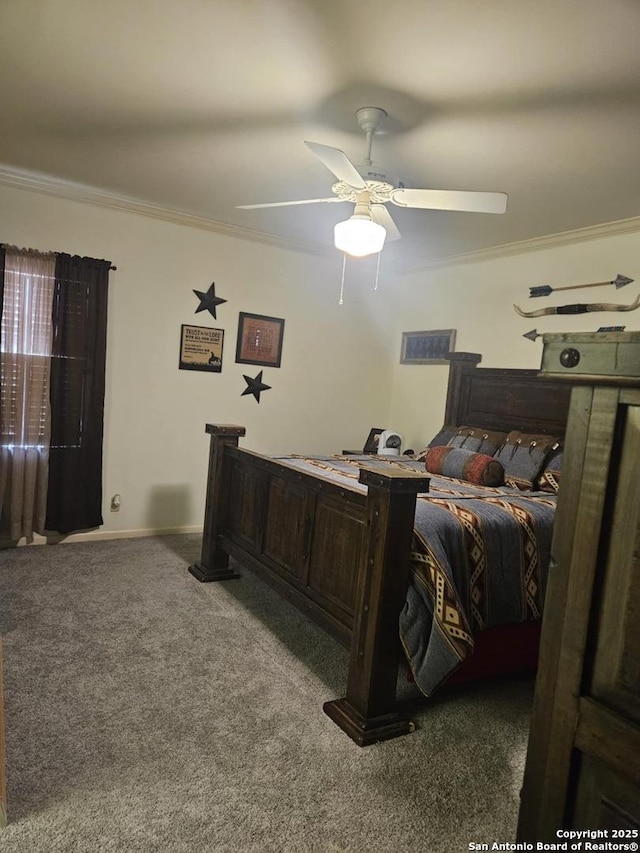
<box><xmin>444</xmin><ymin>352</ymin><xmax>572</xmax><ymax>438</ymax></box>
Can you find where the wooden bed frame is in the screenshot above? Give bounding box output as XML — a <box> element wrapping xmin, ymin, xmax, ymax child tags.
<box><xmin>189</xmin><ymin>353</ymin><xmax>573</xmax><ymax>745</ymax></box>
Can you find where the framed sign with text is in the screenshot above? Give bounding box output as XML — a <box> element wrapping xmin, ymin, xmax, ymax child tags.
<box><xmin>179</xmin><ymin>324</ymin><xmax>224</xmax><ymax>372</ymax></box>
<box><xmin>235</xmin><ymin>312</ymin><xmax>285</xmax><ymax>368</ymax></box>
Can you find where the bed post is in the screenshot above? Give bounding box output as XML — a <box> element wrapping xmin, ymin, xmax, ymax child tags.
<box><xmin>444</xmin><ymin>351</ymin><xmax>482</xmax><ymax>426</ymax></box>
<box><xmin>323</xmin><ymin>467</ymin><xmax>430</xmax><ymax>746</ymax></box>
<box><xmin>189</xmin><ymin>424</ymin><xmax>246</xmax><ymax>583</ymax></box>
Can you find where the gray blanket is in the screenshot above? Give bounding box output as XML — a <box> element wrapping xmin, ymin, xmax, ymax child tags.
<box><xmin>275</xmin><ymin>455</ymin><xmax>556</xmax><ymax>696</ymax></box>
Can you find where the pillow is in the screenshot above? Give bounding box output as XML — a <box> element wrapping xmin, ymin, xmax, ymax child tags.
<box><xmin>413</xmin><ymin>425</ymin><xmax>457</xmax><ymax>461</ymax></box>
<box><xmin>447</xmin><ymin>426</ymin><xmax>508</xmax><ymax>456</ymax></box>
<box><xmin>424</xmin><ymin>446</ymin><xmax>505</xmax><ymax>487</ymax></box>
<box><xmin>428</xmin><ymin>425</ymin><xmax>458</xmax><ymax>448</ymax></box>
<box><xmin>493</xmin><ymin>431</ymin><xmax>559</xmax><ymax>491</ymax></box>
<box><xmin>537</xmin><ymin>446</ymin><xmax>563</xmax><ymax>493</ymax></box>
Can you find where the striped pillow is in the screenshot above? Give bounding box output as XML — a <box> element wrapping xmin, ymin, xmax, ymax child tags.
<box><xmin>424</xmin><ymin>446</ymin><xmax>505</xmax><ymax>487</ymax></box>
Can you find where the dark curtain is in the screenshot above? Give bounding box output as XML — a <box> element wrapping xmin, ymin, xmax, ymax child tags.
<box><xmin>45</xmin><ymin>254</ymin><xmax>110</xmax><ymax>534</ymax></box>
<box><xmin>0</xmin><ymin>246</ymin><xmax>4</xmax><ymax>331</ymax></box>
<box><xmin>0</xmin><ymin>247</ymin><xmax>4</xmax><ymax>446</ymax></box>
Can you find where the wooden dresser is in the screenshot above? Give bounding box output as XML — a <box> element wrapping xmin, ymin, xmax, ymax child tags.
<box><xmin>518</xmin><ymin>331</ymin><xmax>640</xmax><ymax>837</ymax></box>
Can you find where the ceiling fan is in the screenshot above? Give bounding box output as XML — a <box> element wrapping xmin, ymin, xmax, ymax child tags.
<box><xmin>237</xmin><ymin>107</ymin><xmax>508</xmax><ymax>258</ymax></box>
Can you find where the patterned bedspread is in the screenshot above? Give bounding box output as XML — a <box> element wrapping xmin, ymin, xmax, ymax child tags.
<box><xmin>275</xmin><ymin>454</ymin><xmax>556</xmax><ymax>697</ymax></box>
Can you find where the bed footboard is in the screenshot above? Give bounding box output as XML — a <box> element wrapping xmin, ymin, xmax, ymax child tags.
<box><xmin>189</xmin><ymin>424</ymin><xmax>429</xmax><ymax>745</ymax></box>
<box><xmin>322</xmin><ymin>466</ymin><xmax>430</xmax><ymax>745</ymax></box>
<box><xmin>188</xmin><ymin>424</ymin><xmax>246</xmax><ymax>582</ymax></box>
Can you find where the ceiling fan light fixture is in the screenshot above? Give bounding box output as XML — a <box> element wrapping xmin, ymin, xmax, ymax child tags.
<box><xmin>334</xmin><ymin>215</ymin><xmax>386</xmax><ymax>258</ymax></box>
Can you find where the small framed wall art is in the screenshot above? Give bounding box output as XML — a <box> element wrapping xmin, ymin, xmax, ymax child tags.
<box><xmin>179</xmin><ymin>324</ymin><xmax>224</xmax><ymax>372</ymax></box>
<box><xmin>235</xmin><ymin>312</ymin><xmax>285</xmax><ymax>368</ymax></box>
<box><xmin>400</xmin><ymin>329</ymin><xmax>456</xmax><ymax>365</ymax></box>
<box><xmin>363</xmin><ymin>428</ymin><xmax>385</xmax><ymax>454</ymax></box>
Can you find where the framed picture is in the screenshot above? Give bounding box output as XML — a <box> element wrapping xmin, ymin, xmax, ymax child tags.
<box><xmin>363</xmin><ymin>428</ymin><xmax>385</xmax><ymax>454</ymax></box>
<box><xmin>235</xmin><ymin>312</ymin><xmax>285</xmax><ymax>368</ymax></box>
<box><xmin>179</xmin><ymin>324</ymin><xmax>224</xmax><ymax>372</ymax></box>
<box><xmin>400</xmin><ymin>329</ymin><xmax>456</xmax><ymax>365</ymax></box>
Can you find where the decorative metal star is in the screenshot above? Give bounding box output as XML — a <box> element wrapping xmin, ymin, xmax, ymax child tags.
<box><xmin>193</xmin><ymin>282</ymin><xmax>227</xmax><ymax>319</ymax></box>
<box><xmin>241</xmin><ymin>370</ymin><xmax>271</xmax><ymax>403</ymax></box>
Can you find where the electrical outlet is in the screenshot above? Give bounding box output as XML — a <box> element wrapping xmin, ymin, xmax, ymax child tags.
<box><xmin>110</xmin><ymin>494</ymin><xmax>121</xmax><ymax>512</ymax></box>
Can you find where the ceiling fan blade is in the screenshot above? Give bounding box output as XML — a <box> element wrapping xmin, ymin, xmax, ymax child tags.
<box><xmin>304</xmin><ymin>141</ymin><xmax>367</xmax><ymax>190</ymax></box>
<box><xmin>237</xmin><ymin>197</ymin><xmax>345</xmax><ymax>210</ymax></box>
<box><xmin>371</xmin><ymin>204</ymin><xmax>401</xmax><ymax>242</ymax></box>
<box><xmin>390</xmin><ymin>188</ymin><xmax>508</xmax><ymax>214</ymax></box>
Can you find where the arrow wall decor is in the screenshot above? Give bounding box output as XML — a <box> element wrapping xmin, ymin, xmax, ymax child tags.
<box><xmin>523</xmin><ymin>329</ymin><xmax>541</xmax><ymax>342</ymax></box>
<box><xmin>528</xmin><ymin>273</ymin><xmax>633</xmax><ymax>298</ymax></box>
<box><xmin>514</xmin><ymin>294</ymin><xmax>640</xmax><ymax>318</ymax></box>
<box><xmin>522</xmin><ymin>326</ymin><xmax>627</xmax><ymax>342</ymax></box>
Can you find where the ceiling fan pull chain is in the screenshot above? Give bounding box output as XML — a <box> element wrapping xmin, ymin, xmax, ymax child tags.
<box><xmin>339</xmin><ymin>253</ymin><xmax>347</xmax><ymax>305</ymax></box>
<box><xmin>373</xmin><ymin>251</ymin><xmax>381</xmax><ymax>291</ymax></box>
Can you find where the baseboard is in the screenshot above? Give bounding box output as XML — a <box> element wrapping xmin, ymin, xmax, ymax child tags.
<box><xmin>0</xmin><ymin>525</ymin><xmax>203</xmax><ymax>548</ymax></box>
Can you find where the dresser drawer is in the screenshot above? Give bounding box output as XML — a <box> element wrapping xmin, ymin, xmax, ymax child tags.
<box><xmin>541</xmin><ymin>332</ymin><xmax>640</xmax><ymax>379</ymax></box>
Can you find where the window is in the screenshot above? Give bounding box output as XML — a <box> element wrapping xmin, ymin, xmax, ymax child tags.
<box><xmin>0</xmin><ymin>246</ymin><xmax>111</xmax><ymax>539</ymax></box>
<box><xmin>0</xmin><ymin>253</ymin><xmax>55</xmax><ymax>451</ymax></box>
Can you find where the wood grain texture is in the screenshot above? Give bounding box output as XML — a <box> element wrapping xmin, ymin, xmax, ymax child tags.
<box><xmin>517</xmin><ymin>384</ymin><xmax>600</xmax><ymax>838</ymax></box>
<box><xmin>445</xmin><ymin>352</ymin><xmax>572</xmax><ymax>437</ymax></box>
<box><xmin>518</xmin><ymin>331</ymin><xmax>640</xmax><ymax>838</ymax></box>
<box><xmin>324</xmin><ymin>469</ymin><xmax>427</xmax><ymax>745</ymax></box>
<box><xmin>189</xmin><ymin>426</ymin><xmax>246</xmax><ymax>581</ymax></box>
<box><xmin>573</xmin><ymin>755</ymin><xmax>640</xmax><ymax>830</ymax></box>
<box><xmin>589</xmin><ymin>396</ymin><xmax>640</xmax><ymax>728</ymax></box>
<box><xmin>576</xmin><ymin>699</ymin><xmax>640</xmax><ymax>789</ymax></box>
<box><xmin>519</xmin><ymin>386</ymin><xmax>621</xmax><ymax>838</ymax></box>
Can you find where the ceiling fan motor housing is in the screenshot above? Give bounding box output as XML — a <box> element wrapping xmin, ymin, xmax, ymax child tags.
<box><xmin>331</xmin><ymin>173</ymin><xmax>399</xmax><ymax>203</ymax></box>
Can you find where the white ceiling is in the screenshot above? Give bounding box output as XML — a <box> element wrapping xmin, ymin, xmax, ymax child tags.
<box><xmin>1</xmin><ymin>0</ymin><xmax>639</xmax><ymax>272</ymax></box>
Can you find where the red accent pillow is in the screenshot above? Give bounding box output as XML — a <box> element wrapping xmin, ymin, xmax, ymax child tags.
<box><xmin>425</xmin><ymin>446</ymin><xmax>504</xmax><ymax>487</ymax></box>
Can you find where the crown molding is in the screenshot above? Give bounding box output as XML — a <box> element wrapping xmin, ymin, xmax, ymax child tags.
<box><xmin>1</xmin><ymin>164</ymin><xmax>639</xmax><ymax>272</ymax></box>
<box><xmin>401</xmin><ymin>215</ymin><xmax>640</xmax><ymax>274</ymax></box>
<box><xmin>0</xmin><ymin>165</ymin><xmax>334</xmax><ymax>260</ymax></box>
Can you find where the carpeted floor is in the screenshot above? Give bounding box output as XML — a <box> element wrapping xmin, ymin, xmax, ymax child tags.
<box><xmin>0</xmin><ymin>534</ymin><xmax>533</xmax><ymax>852</ymax></box>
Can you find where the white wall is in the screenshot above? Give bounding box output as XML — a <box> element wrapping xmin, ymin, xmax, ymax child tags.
<box><xmin>389</xmin><ymin>229</ymin><xmax>640</xmax><ymax>451</ymax></box>
<box><xmin>3</xmin><ymin>181</ymin><xmax>638</xmax><ymax>540</ymax></box>
<box><xmin>0</xmin><ymin>184</ymin><xmax>398</xmax><ymax>539</ymax></box>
